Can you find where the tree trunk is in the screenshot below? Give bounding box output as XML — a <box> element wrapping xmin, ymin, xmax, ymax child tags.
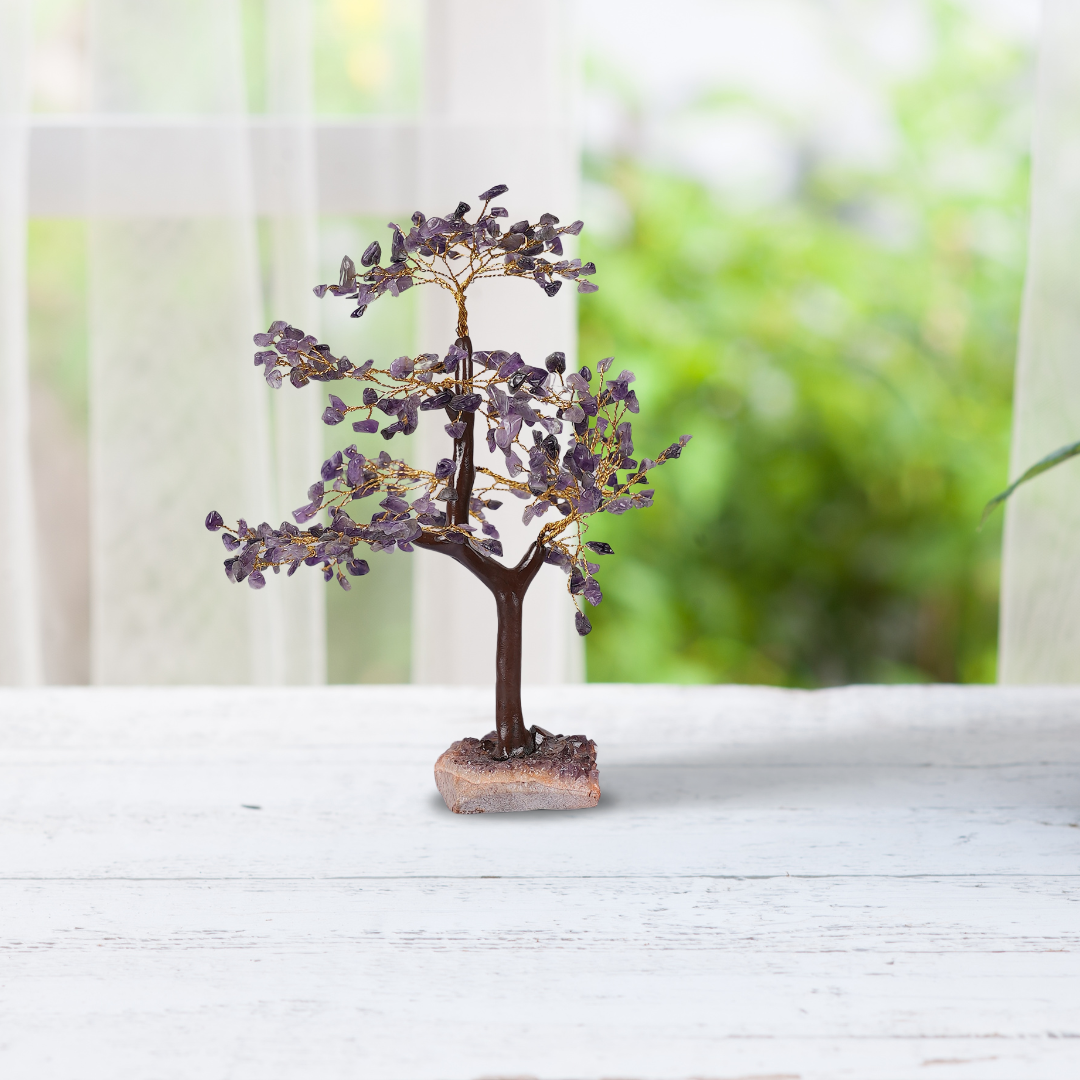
<box><xmin>493</xmin><ymin>582</ymin><xmax>532</xmax><ymax>757</ymax></box>
<box><xmin>415</xmin><ymin>330</ymin><xmax>549</xmax><ymax>758</ymax></box>
<box><xmin>415</xmin><ymin>535</ymin><xmax>548</xmax><ymax>759</ymax></box>
<box><xmin>449</xmin><ymin>334</ymin><xmax>475</xmax><ymax>525</ymax></box>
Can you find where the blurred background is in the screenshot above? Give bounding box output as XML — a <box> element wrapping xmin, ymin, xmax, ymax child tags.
<box><xmin>5</xmin><ymin>0</ymin><xmax>1048</xmax><ymax>687</ymax></box>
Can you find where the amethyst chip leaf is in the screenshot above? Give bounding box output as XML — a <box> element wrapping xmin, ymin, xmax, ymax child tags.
<box><xmin>206</xmin><ymin>186</ymin><xmax>690</xmax><ymax>758</ymax></box>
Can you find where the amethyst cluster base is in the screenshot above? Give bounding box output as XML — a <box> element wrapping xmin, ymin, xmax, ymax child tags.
<box><xmin>434</xmin><ymin>731</ymin><xmax>600</xmax><ymax>814</ymax></box>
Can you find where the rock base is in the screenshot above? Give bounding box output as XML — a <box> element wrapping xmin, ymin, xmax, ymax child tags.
<box><xmin>434</xmin><ymin>731</ymin><xmax>600</xmax><ymax>814</ymax></box>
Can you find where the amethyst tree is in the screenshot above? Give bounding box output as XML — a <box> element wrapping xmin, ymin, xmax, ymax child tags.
<box><xmin>206</xmin><ymin>185</ymin><xmax>689</xmax><ymax>760</ymax></box>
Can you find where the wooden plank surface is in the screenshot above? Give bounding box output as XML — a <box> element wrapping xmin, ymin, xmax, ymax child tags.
<box><xmin>1</xmin><ymin>685</ymin><xmax>1079</xmax><ymax>1079</ymax></box>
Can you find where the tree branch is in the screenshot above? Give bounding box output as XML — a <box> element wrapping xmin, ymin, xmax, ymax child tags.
<box><xmin>446</xmin><ymin>333</ymin><xmax>476</xmax><ymax>526</ymax></box>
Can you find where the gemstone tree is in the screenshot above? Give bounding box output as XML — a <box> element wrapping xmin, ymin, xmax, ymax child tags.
<box><xmin>205</xmin><ymin>184</ymin><xmax>689</xmax><ymax>760</ymax></box>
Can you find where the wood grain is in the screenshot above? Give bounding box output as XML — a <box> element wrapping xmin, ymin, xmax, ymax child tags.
<box><xmin>1</xmin><ymin>685</ymin><xmax>1078</xmax><ymax>1079</ymax></box>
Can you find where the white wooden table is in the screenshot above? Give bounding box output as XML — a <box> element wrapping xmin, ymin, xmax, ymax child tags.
<box><xmin>1</xmin><ymin>685</ymin><xmax>1078</xmax><ymax>1079</ymax></box>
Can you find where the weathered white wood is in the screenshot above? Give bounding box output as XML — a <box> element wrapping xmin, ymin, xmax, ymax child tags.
<box><xmin>1</xmin><ymin>685</ymin><xmax>1079</xmax><ymax>1079</ymax></box>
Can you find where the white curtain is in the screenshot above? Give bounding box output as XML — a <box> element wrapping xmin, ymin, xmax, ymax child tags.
<box><xmin>7</xmin><ymin>0</ymin><xmax>580</xmax><ymax>686</ymax></box>
<box><xmin>412</xmin><ymin>0</ymin><xmax>584</xmax><ymax>686</ymax></box>
<box><xmin>14</xmin><ymin>0</ymin><xmax>1070</xmax><ymax>687</ymax></box>
<box><xmin>0</xmin><ymin>0</ymin><xmax>42</xmax><ymax>685</ymax></box>
<box><xmin>87</xmin><ymin>0</ymin><xmax>288</xmax><ymax>683</ymax></box>
<box><xmin>999</xmin><ymin>0</ymin><xmax>1080</xmax><ymax>683</ymax></box>
<box><xmin>261</xmin><ymin>0</ymin><xmax>327</xmax><ymax>685</ymax></box>
<box><xmin>13</xmin><ymin>0</ymin><xmax>1071</xmax><ymax>687</ymax></box>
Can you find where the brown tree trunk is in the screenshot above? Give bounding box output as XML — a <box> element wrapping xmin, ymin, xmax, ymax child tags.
<box><xmin>449</xmin><ymin>335</ymin><xmax>475</xmax><ymax>524</ymax></box>
<box><xmin>412</xmin><ymin>331</ymin><xmax>550</xmax><ymax>757</ymax></box>
<box><xmin>414</xmin><ymin>537</ymin><xmax>547</xmax><ymax>758</ymax></box>
<box><xmin>493</xmin><ymin>577</ymin><xmax>531</xmax><ymax>756</ymax></box>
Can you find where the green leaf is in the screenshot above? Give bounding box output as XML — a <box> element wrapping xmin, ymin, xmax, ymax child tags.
<box><xmin>981</xmin><ymin>439</ymin><xmax>1080</xmax><ymax>527</ymax></box>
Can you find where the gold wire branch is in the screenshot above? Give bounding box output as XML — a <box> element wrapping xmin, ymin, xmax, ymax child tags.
<box><xmin>217</xmin><ymin>191</ymin><xmax>687</xmax><ymax>622</ymax></box>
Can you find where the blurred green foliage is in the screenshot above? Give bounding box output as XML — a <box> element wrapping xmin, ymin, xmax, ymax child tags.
<box><xmin>580</xmin><ymin>6</ymin><xmax>1029</xmax><ymax>685</ymax></box>
<box><xmin>26</xmin><ymin>219</ymin><xmax>88</xmax><ymax>431</ymax></box>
